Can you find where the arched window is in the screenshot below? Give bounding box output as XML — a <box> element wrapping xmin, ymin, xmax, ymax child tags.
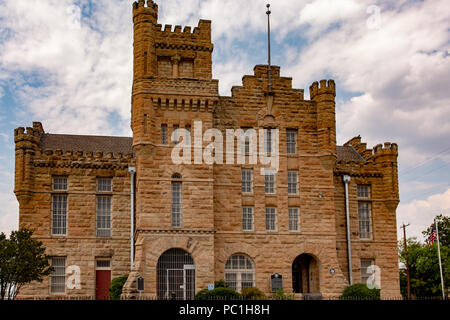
<box><xmin>224</xmin><ymin>254</ymin><xmax>255</xmax><ymax>292</ymax></box>
<box><xmin>171</xmin><ymin>174</ymin><xmax>182</xmax><ymax>227</ymax></box>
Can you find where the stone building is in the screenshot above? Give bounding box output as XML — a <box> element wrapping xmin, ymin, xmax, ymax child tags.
<box><xmin>14</xmin><ymin>0</ymin><xmax>400</xmax><ymax>299</ymax></box>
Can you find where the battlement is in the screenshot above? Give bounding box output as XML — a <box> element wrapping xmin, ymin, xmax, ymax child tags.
<box><xmin>40</xmin><ymin>149</ymin><xmax>133</xmax><ymax>161</ymax></box>
<box><xmin>14</xmin><ymin>124</ymin><xmax>42</xmax><ymax>145</ymax></box>
<box><xmin>344</xmin><ymin>136</ymin><xmax>398</xmax><ymax>161</ymax></box>
<box><xmin>253</xmin><ymin>65</ymin><xmax>281</xmax><ymax>78</ymax></box>
<box><xmin>309</xmin><ymin>79</ymin><xmax>336</xmax><ymax>100</ymax></box>
<box><xmin>154</xmin><ymin>20</ymin><xmax>212</xmax><ymax>43</ymax></box>
<box><xmin>133</xmin><ymin>0</ymin><xmax>158</xmax><ymax>18</ymax></box>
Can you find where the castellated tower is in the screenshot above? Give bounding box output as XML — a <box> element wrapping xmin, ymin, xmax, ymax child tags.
<box><xmin>125</xmin><ymin>0</ymin><xmax>219</xmax><ymax>298</ymax></box>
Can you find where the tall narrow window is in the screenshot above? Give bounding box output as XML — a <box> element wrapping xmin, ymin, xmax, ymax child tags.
<box><xmin>172</xmin><ymin>176</ymin><xmax>182</xmax><ymax>227</ymax></box>
<box><xmin>242</xmin><ymin>207</ymin><xmax>253</xmax><ymax>231</ymax></box>
<box><xmin>288</xmin><ymin>171</ymin><xmax>298</xmax><ymax>195</ymax></box>
<box><xmin>264</xmin><ymin>129</ymin><xmax>272</xmax><ymax>154</ymax></box>
<box><xmin>357</xmin><ymin>185</ymin><xmax>372</xmax><ymax>239</ymax></box>
<box><xmin>161</xmin><ymin>124</ymin><xmax>168</xmax><ymax>144</ymax></box>
<box><xmin>241</xmin><ymin>169</ymin><xmax>253</xmax><ymax>193</ymax></box>
<box><xmin>264</xmin><ymin>172</ymin><xmax>275</xmax><ymax>194</ymax></box>
<box><xmin>97</xmin><ymin>197</ymin><xmax>111</xmax><ymax>237</ymax></box>
<box><xmin>51</xmin><ymin>257</ymin><xmax>66</xmax><ymax>294</ymax></box>
<box><xmin>266</xmin><ymin>207</ymin><xmax>277</xmax><ymax>231</ymax></box>
<box><xmin>360</xmin><ymin>259</ymin><xmax>375</xmax><ymax>284</ymax></box>
<box><xmin>289</xmin><ymin>207</ymin><xmax>299</xmax><ymax>232</ymax></box>
<box><xmin>173</xmin><ymin>125</ymin><xmax>180</xmax><ymax>144</ymax></box>
<box><xmin>286</xmin><ymin>129</ymin><xmax>297</xmax><ymax>154</ymax></box>
<box><xmin>52</xmin><ymin>195</ymin><xmax>67</xmax><ymax>235</ymax></box>
<box><xmin>185</xmin><ymin>125</ymin><xmax>191</xmax><ymax>145</ymax></box>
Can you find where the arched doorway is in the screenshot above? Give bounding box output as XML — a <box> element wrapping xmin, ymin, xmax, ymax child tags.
<box><xmin>292</xmin><ymin>254</ymin><xmax>320</xmax><ymax>293</ymax></box>
<box><xmin>157</xmin><ymin>249</ymin><xmax>195</xmax><ymax>300</ymax></box>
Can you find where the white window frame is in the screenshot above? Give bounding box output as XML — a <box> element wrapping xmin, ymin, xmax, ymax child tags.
<box><xmin>52</xmin><ymin>177</ymin><xmax>68</xmax><ymax>191</ymax></box>
<box><xmin>288</xmin><ymin>171</ymin><xmax>298</xmax><ymax>195</ymax></box>
<box><xmin>161</xmin><ymin>124</ymin><xmax>168</xmax><ymax>144</ymax></box>
<box><xmin>264</xmin><ymin>172</ymin><xmax>275</xmax><ymax>194</ymax></box>
<box><xmin>289</xmin><ymin>207</ymin><xmax>300</xmax><ymax>232</ymax></box>
<box><xmin>264</xmin><ymin>129</ymin><xmax>273</xmax><ymax>154</ymax></box>
<box><xmin>172</xmin><ymin>181</ymin><xmax>182</xmax><ymax>227</ymax></box>
<box><xmin>265</xmin><ymin>207</ymin><xmax>277</xmax><ymax>231</ymax></box>
<box><xmin>241</xmin><ymin>169</ymin><xmax>253</xmax><ymax>194</ymax></box>
<box><xmin>357</xmin><ymin>185</ymin><xmax>371</xmax><ymax>199</ymax></box>
<box><xmin>52</xmin><ymin>195</ymin><xmax>67</xmax><ymax>236</ymax></box>
<box><xmin>358</xmin><ymin>201</ymin><xmax>372</xmax><ymax>239</ymax></box>
<box><xmin>172</xmin><ymin>124</ymin><xmax>180</xmax><ymax>144</ymax></box>
<box><xmin>97</xmin><ymin>196</ymin><xmax>112</xmax><ymax>237</ymax></box>
<box><xmin>360</xmin><ymin>259</ymin><xmax>375</xmax><ymax>284</ymax></box>
<box><xmin>286</xmin><ymin>129</ymin><xmax>297</xmax><ymax>154</ymax></box>
<box><xmin>50</xmin><ymin>257</ymin><xmax>66</xmax><ymax>294</ymax></box>
<box><xmin>97</xmin><ymin>178</ymin><xmax>112</xmax><ymax>193</ymax></box>
<box><xmin>242</xmin><ymin>207</ymin><xmax>254</xmax><ymax>231</ymax></box>
<box><xmin>224</xmin><ymin>255</ymin><xmax>255</xmax><ymax>293</ymax></box>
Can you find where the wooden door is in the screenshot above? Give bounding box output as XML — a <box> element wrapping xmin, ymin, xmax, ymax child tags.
<box><xmin>96</xmin><ymin>270</ymin><xmax>111</xmax><ymax>300</ymax></box>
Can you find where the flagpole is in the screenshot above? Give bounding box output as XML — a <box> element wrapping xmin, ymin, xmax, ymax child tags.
<box><xmin>435</xmin><ymin>217</ymin><xmax>445</xmax><ymax>300</ymax></box>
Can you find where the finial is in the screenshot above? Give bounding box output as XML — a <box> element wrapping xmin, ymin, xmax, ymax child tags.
<box><xmin>266</xmin><ymin>3</ymin><xmax>272</xmax><ymax>93</ymax></box>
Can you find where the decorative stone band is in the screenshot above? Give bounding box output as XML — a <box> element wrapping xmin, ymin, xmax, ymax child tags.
<box><xmin>333</xmin><ymin>171</ymin><xmax>383</xmax><ymax>178</ymax></box>
<box><xmin>136</xmin><ymin>228</ymin><xmax>216</xmax><ymax>234</ymax></box>
<box><xmin>151</xmin><ymin>97</ymin><xmax>217</xmax><ymax>112</ymax></box>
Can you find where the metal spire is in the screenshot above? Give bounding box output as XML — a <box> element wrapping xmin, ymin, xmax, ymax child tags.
<box><xmin>266</xmin><ymin>3</ymin><xmax>272</xmax><ymax>93</ymax></box>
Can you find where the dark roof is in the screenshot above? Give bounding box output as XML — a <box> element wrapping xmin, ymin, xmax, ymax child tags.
<box><xmin>39</xmin><ymin>134</ymin><xmax>133</xmax><ymax>154</ymax></box>
<box><xmin>336</xmin><ymin>146</ymin><xmax>364</xmax><ymax>162</ymax></box>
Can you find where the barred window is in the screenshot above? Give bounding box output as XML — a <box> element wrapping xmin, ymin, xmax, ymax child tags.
<box><xmin>242</xmin><ymin>207</ymin><xmax>253</xmax><ymax>231</ymax></box>
<box><xmin>161</xmin><ymin>124</ymin><xmax>168</xmax><ymax>144</ymax></box>
<box><xmin>288</xmin><ymin>171</ymin><xmax>298</xmax><ymax>195</ymax></box>
<box><xmin>266</xmin><ymin>207</ymin><xmax>277</xmax><ymax>231</ymax></box>
<box><xmin>286</xmin><ymin>130</ymin><xmax>297</xmax><ymax>154</ymax></box>
<box><xmin>361</xmin><ymin>259</ymin><xmax>375</xmax><ymax>284</ymax></box>
<box><xmin>289</xmin><ymin>207</ymin><xmax>299</xmax><ymax>232</ymax></box>
<box><xmin>265</xmin><ymin>173</ymin><xmax>275</xmax><ymax>194</ymax></box>
<box><xmin>52</xmin><ymin>195</ymin><xmax>67</xmax><ymax>235</ymax></box>
<box><xmin>264</xmin><ymin>129</ymin><xmax>273</xmax><ymax>154</ymax></box>
<box><xmin>97</xmin><ymin>178</ymin><xmax>112</xmax><ymax>192</ymax></box>
<box><xmin>357</xmin><ymin>185</ymin><xmax>371</xmax><ymax>198</ymax></box>
<box><xmin>51</xmin><ymin>257</ymin><xmax>66</xmax><ymax>294</ymax></box>
<box><xmin>225</xmin><ymin>255</ymin><xmax>255</xmax><ymax>293</ymax></box>
<box><xmin>53</xmin><ymin>177</ymin><xmax>67</xmax><ymax>191</ymax></box>
<box><xmin>185</xmin><ymin>125</ymin><xmax>191</xmax><ymax>145</ymax></box>
<box><xmin>241</xmin><ymin>169</ymin><xmax>253</xmax><ymax>193</ymax></box>
<box><xmin>172</xmin><ymin>181</ymin><xmax>182</xmax><ymax>227</ymax></box>
<box><xmin>358</xmin><ymin>202</ymin><xmax>372</xmax><ymax>239</ymax></box>
<box><xmin>96</xmin><ymin>260</ymin><xmax>111</xmax><ymax>270</ymax></box>
<box><xmin>173</xmin><ymin>125</ymin><xmax>180</xmax><ymax>144</ymax></box>
<box><xmin>97</xmin><ymin>196</ymin><xmax>111</xmax><ymax>237</ymax></box>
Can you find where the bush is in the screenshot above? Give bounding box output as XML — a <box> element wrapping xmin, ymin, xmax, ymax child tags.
<box><xmin>109</xmin><ymin>275</ymin><xmax>128</xmax><ymax>300</ymax></box>
<box><xmin>273</xmin><ymin>289</ymin><xmax>295</xmax><ymax>300</ymax></box>
<box><xmin>339</xmin><ymin>284</ymin><xmax>380</xmax><ymax>300</ymax></box>
<box><xmin>195</xmin><ymin>287</ymin><xmax>241</xmax><ymax>300</ymax></box>
<box><xmin>241</xmin><ymin>287</ymin><xmax>266</xmax><ymax>300</ymax></box>
<box><xmin>214</xmin><ymin>280</ymin><xmax>227</xmax><ymax>288</ymax></box>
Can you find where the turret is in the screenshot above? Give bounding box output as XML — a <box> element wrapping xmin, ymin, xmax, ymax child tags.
<box><xmin>310</xmin><ymin>79</ymin><xmax>336</xmax><ymax>155</ymax></box>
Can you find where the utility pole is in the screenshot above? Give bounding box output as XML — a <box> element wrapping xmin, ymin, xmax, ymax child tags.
<box><xmin>401</xmin><ymin>223</ymin><xmax>411</xmax><ymax>299</ymax></box>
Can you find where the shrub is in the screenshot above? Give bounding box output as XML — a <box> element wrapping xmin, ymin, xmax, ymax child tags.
<box><xmin>339</xmin><ymin>284</ymin><xmax>380</xmax><ymax>300</ymax></box>
<box><xmin>241</xmin><ymin>287</ymin><xmax>266</xmax><ymax>300</ymax></box>
<box><xmin>109</xmin><ymin>275</ymin><xmax>128</xmax><ymax>300</ymax></box>
<box><xmin>273</xmin><ymin>289</ymin><xmax>295</xmax><ymax>300</ymax></box>
<box><xmin>214</xmin><ymin>280</ymin><xmax>228</xmax><ymax>288</ymax></box>
<box><xmin>195</xmin><ymin>287</ymin><xmax>241</xmax><ymax>300</ymax></box>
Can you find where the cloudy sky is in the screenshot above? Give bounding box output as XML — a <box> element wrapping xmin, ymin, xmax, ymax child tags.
<box><xmin>0</xmin><ymin>0</ymin><xmax>449</xmax><ymax>242</ymax></box>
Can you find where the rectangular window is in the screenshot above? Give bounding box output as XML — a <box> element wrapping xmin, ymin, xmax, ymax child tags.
<box><xmin>97</xmin><ymin>178</ymin><xmax>112</xmax><ymax>192</ymax></box>
<box><xmin>242</xmin><ymin>207</ymin><xmax>253</xmax><ymax>231</ymax></box>
<box><xmin>172</xmin><ymin>182</ymin><xmax>182</xmax><ymax>227</ymax></box>
<box><xmin>53</xmin><ymin>177</ymin><xmax>67</xmax><ymax>191</ymax></box>
<box><xmin>173</xmin><ymin>125</ymin><xmax>179</xmax><ymax>144</ymax></box>
<box><xmin>51</xmin><ymin>257</ymin><xmax>66</xmax><ymax>294</ymax></box>
<box><xmin>241</xmin><ymin>169</ymin><xmax>253</xmax><ymax>193</ymax></box>
<box><xmin>185</xmin><ymin>125</ymin><xmax>191</xmax><ymax>145</ymax></box>
<box><xmin>225</xmin><ymin>273</ymin><xmax>237</xmax><ymax>291</ymax></box>
<box><xmin>358</xmin><ymin>202</ymin><xmax>372</xmax><ymax>239</ymax></box>
<box><xmin>241</xmin><ymin>273</ymin><xmax>254</xmax><ymax>289</ymax></box>
<box><xmin>360</xmin><ymin>259</ymin><xmax>375</xmax><ymax>284</ymax></box>
<box><xmin>286</xmin><ymin>129</ymin><xmax>297</xmax><ymax>154</ymax></box>
<box><xmin>161</xmin><ymin>124</ymin><xmax>168</xmax><ymax>144</ymax></box>
<box><xmin>357</xmin><ymin>185</ymin><xmax>371</xmax><ymax>198</ymax></box>
<box><xmin>264</xmin><ymin>129</ymin><xmax>272</xmax><ymax>154</ymax></box>
<box><xmin>241</xmin><ymin>128</ymin><xmax>251</xmax><ymax>154</ymax></box>
<box><xmin>52</xmin><ymin>195</ymin><xmax>67</xmax><ymax>235</ymax></box>
<box><xmin>97</xmin><ymin>196</ymin><xmax>111</xmax><ymax>237</ymax></box>
<box><xmin>266</xmin><ymin>207</ymin><xmax>277</xmax><ymax>231</ymax></box>
<box><xmin>265</xmin><ymin>173</ymin><xmax>275</xmax><ymax>194</ymax></box>
<box><xmin>289</xmin><ymin>208</ymin><xmax>299</xmax><ymax>232</ymax></box>
<box><xmin>288</xmin><ymin>171</ymin><xmax>298</xmax><ymax>195</ymax></box>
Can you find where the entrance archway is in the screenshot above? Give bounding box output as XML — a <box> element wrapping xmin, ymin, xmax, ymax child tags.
<box><xmin>157</xmin><ymin>248</ymin><xmax>195</xmax><ymax>300</ymax></box>
<box><xmin>292</xmin><ymin>254</ymin><xmax>320</xmax><ymax>293</ymax></box>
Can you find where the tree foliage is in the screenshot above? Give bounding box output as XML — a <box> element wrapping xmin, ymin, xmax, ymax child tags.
<box><xmin>339</xmin><ymin>284</ymin><xmax>380</xmax><ymax>300</ymax></box>
<box><xmin>195</xmin><ymin>287</ymin><xmax>241</xmax><ymax>300</ymax></box>
<box><xmin>109</xmin><ymin>275</ymin><xmax>128</xmax><ymax>300</ymax></box>
<box><xmin>0</xmin><ymin>228</ymin><xmax>53</xmax><ymax>300</ymax></box>
<box><xmin>422</xmin><ymin>214</ymin><xmax>450</xmax><ymax>247</ymax></box>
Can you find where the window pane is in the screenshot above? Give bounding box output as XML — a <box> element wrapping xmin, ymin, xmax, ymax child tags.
<box><xmin>97</xmin><ymin>178</ymin><xmax>112</xmax><ymax>192</ymax></box>
<box><xmin>265</xmin><ymin>173</ymin><xmax>275</xmax><ymax>194</ymax></box>
<box><xmin>51</xmin><ymin>257</ymin><xmax>66</xmax><ymax>294</ymax></box>
<box><xmin>53</xmin><ymin>177</ymin><xmax>67</xmax><ymax>191</ymax></box>
<box><xmin>266</xmin><ymin>207</ymin><xmax>276</xmax><ymax>231</ymax></box>
<box><xmin>358</xmin><ymin>202</ymin><xmax>372</xmax><ymax>239</ymax></box>
<box><xmin>161</xmin><ymin>124</ymin><xmax>168</xmax><ymax>144</ymax></box>
<box><xmin>361</xmin><ymin>259</ymin><xmax>374</xmax><ymax>284</ymax></box>
<box><xmin>287</xmin><ymin>130</ymin><xmax>297</xmax><ymax>154</ymax></box>
<box><xmin>173</xmin><ymin>125</ymin><xmax>179</xmax><ymax>143</ymax></box>
<box><xmin>289</xmin><ymin>208</ymin><xmax>299</xmax><ymax>231</ymax></box>
<box><xmin>288</xmin><ymin>171</ymin><xmax>298</xmax><ymax>194</ymax></box>
<box><xmin>242</xmin><ymin>207</ymin><xmax>253</xmax><ymax>231</ymax></box>
<box><xmin>97</xmin><ymin>196</ymin><xmax>111</xmax><ymax>237</ymax></box>
<box><xmin>242</xmin><ymin>170</ymin><xmax>253</xmax><ymax>193</ymax></box>
<box><xmin>357</xmin><ymin>185</ymin><xmax>371</xmax><ymax>198</ymax></box>
<box><xmin>172</xmin><ymin>182</ymin><xmax>182</xmax><ymax>227</ymax></box>
<box><xmin>52</xmin><ymin>195</ymin><xmax>67</xmax><ymax>235</ymax></box>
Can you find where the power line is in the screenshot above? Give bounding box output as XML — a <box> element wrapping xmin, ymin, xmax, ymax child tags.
<box><xmin>399</xmin><ymin>146</ymin><xmax>450</xmax><ymax>176</ymax></box>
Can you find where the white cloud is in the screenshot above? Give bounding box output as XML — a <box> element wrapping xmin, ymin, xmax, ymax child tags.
<box><xmin>397</xmin><ymin>188</ymin><xmax>450</xmax><ymax>242</ymax></box>
<box><xmin>0</xmin><ymin>192</ymin><xmax>19</xmax><ymax>236</ymax></box>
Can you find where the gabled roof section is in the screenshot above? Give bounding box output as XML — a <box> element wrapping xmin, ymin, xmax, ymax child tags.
<box><xmin>336</xmin><ymin>146</ymin><xmax>365</xmax><ymax>163</ymax></box>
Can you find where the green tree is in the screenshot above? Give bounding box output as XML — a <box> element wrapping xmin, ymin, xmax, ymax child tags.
<box><xmin>0</xmin><ymin>228</ymin><xmax>53</xmax><ymax>300</ymax></box>
<box><xmin>339</xmin><ymin>284</ymin><xmax>380</xmax><ymax>300</ymax></box>
<box><xmin>399</xmin><ymin>237</ymin><xmax>449</xmax><ymax>298</ymax></box>
<box><xmin>422</xmin><ymin>214</ymin><xmax>450</xmax><ymax>247</ymax></box>
<box><xmin>109</xmin><ymin>275</ymin><xmax>128</xmax><ymax>300</ymax></box>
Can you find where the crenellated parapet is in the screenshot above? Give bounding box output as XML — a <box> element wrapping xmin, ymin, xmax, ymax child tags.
<box><xmin>133</xmin><ymin>0</ymin><xmax>158</xmax><ymax>21</ymax></box>
<box><xmin>344</xmin><ymin>136</ymin><xmax>398</xmax><ymax>163</ymax></box>
<box><xmin>309</xmin><ymin>79</ymin><xmax>336</xmax><ymax>100</ymax></box>
<box><xmin>154</xmin><ymin>20</ymin><xmax>212</xmax><ymax>45</ymax></box>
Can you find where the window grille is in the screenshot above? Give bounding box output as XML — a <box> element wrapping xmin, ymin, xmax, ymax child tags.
<box><xmin>224</xmin><ymin>255</ymin><xmax>255</xmax><ymax>293</ymax></box>
<box><xmin>51</xmin><ymin>257</ymin><xmax>66</xmax><ymax>294</ymax></box>
<box><xmin>242</xmin><ymin>207</ymin><xmax>253</xmax><ymax>231</ymax></box>
<box><xmin>289</xmin><ymin>207</ymin><xmax>299</xmax><ymax>231</ymax></box>
<box><xmin>52</xmin><ymin>195</ymin><xmax>67</xmax><ymax>235</ymax></box>
<box><xmin>286</xmin><ymin>130</ymin><xmax>297</xmax><ymax>154</ymax></box>
<box><xmin>161</xmin><ymin>124</ymin><xmax>168</xmax><ymax>144</ymax></box>
<box><xmin>172</xmin><ymin>181</ymin><xmax>182</xmax><ymax>227</ymax></box>
<box><xmin>358</xmin><ymin>202</ymin><xmax>372</xmax><ymax>239</ymax></box>
<box><xmin>53</xmin><ymin>177</ymin><xmax>67</xmax><ymax>191</ymax></box>
<box><xmin>361</xmin><ymin>259</ymin><xmax>375</xmax><ymax>284</ymax></box>
<box><xmin>241</xmin><ymin>169</ymin><xmax>253</xmax><ymax>193</ymax></box>
<box><xmin>173</xmin><ymin>125</ymin><xmax>180</xmax><ymax>144</ymax></box>
<box><xmin>266</xmin><ymin>207</ymin><xmax>277</xmax><ymax>231</ymax></box>
<box><xmin>97</xmin><ymin>178</ymin><xmax>112</xmax><ymax>192</ymax></box>
<box><xmin>357</xmin><ymin>185</ymin><xmax>371</xmax><ymax>198</ymax></box>
<box><xmin>97</xmin><ymin>196</ymin><xmax>111</xmax><ymax>237</ymax></box>
<box><xmin>185</xmin><ymin>125</ymin><xmax>191</xmax><ymax>145</ymax></box>
<box><xmin>265</xmin><ymin>173</ymin><xmax>275</xmax><ymax>194</ymax></box>
<box><xmin>264</xmin><ymin>129</ymin><xmax>273</xmax><ymax>154</ymax></box>
<box><xmin>288</xmin><ymin>171</ymin><xmax>298</xmax><ymax>194</ymax></box>
<box><xmin>157</xmin><ymin>249</ymin><xmax>195</xmax><ymax>300</ymax></box>
<box><xmin>96</xmin><ymin>260</ymin><xmax>111</xmax><ymax>269</ymax></box>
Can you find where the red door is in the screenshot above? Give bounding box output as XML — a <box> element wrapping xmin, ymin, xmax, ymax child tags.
<box><xmin>96</xmin><ymin>270</ymin><xmax>111</xmax><ymax>300</ymax></box>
